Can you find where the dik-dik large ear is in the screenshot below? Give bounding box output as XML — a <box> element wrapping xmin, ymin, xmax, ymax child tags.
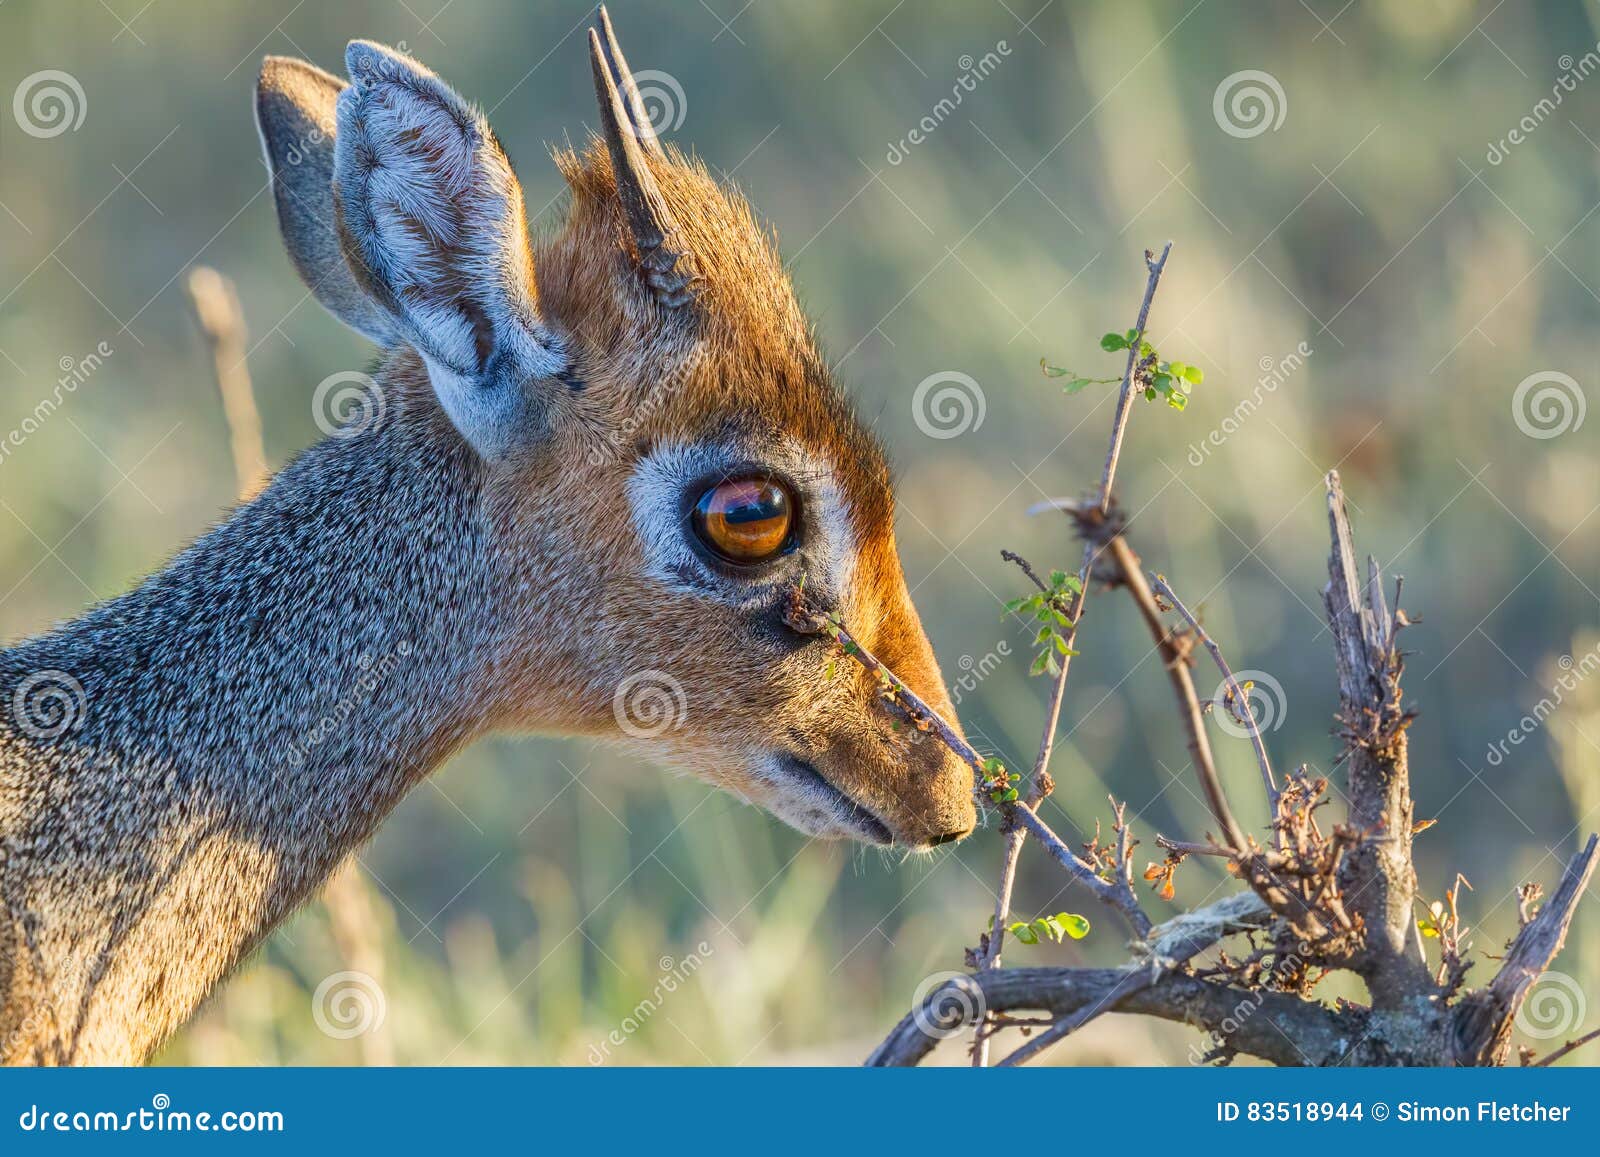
<box><xmin>332</xmin><ymin>41</ymin><xmax>568</xmax><ymax>461</ymax></box>
<box><xmin>255</xmin><ymin>57</ymin><xmax>400</xmax><ymax>345</ymax></box>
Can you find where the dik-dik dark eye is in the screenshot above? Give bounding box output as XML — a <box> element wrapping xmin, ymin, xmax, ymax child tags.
<box><xmin>692</xmin><ymin>477</ymin><xmax>796</xmax><ymax>565</ymax></box>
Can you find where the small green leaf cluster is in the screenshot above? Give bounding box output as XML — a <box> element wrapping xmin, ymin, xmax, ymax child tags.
<box><xmin>1041</xmin><ymin>329</ymin><xmax>1202</xmax><ymax>411</ymax></box>
<box><xmin>980</xmin><ymin>757</ymin><xmax>1018</xmax><ymax>804</ymax></box>
<box><xmin>996</xmin><ymin>911</ymin><xmax>1091</xmax><ymax>945</ymax></box>
<box><xmin>1004</xmin><ymin>569</ymin><xmax>1081</xmax><ymax>677</ymax></box>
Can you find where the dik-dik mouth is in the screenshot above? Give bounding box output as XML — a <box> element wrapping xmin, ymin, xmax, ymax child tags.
<box><xmin>768</xmin><ymin>755</ymin><xmax>894</xmax><ymax>846</ymax></box>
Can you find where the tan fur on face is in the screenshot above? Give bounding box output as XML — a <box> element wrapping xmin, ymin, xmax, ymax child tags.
<box><xmin>468</xmin><ymin>141</ymin><xmax>976</xmax><ymax>845</ymax></box>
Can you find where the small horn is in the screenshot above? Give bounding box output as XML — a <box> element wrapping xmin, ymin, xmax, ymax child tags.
<box><xmin>595</xmin><ymin>5</ymin><xmax>665</xmax><ymax>159</ymax></box>
<box><xmin>588</xmin><ymin>25</ymin><xmax>694</xmax><ymax>308</ymax></box>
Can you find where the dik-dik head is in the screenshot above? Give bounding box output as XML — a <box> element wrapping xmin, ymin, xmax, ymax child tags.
<box><xmin>253</xmin><ymin>11</ymin><xmax>976</xmax><ymax>849</ymax></box>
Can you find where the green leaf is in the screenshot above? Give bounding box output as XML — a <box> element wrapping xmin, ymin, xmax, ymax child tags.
<box><xmin>1049</xmin><ymin>569</ymin><xmax>1068</xmax><ymax>588</ymax></box>
<box><xmin>1053</xmin><ymin>635</ymin><xmax>1077</xmax><ymax>655</ymax></box>
<box><xmin>1181</xmin><ymin>363</ymin><xmax>1203</xmax><ymax>384</ymax></box>
<box><xmin>1167</xmin><ymin>390</ymin><xmax>1188</xmax><ymax>412</ymax></box>
<box><xmin>1057</xmin><ymin>913</ymin><xmax>1091</xmax><ymax>939</ymax></box>
<box><xmin>1040</xmin><ymin>360</ymin><xmax>1071</xmax><ymax>378</ymax></box>
<box><xmin>1013</xmin><ymin>924</ymin><xmax>1038</xmax><ymax>945</ymax></box>
<box><xmin>1144</xmin><ymin>387</ymin><xmax>1157</xmax><ymax>401</ymax></box>
<box><xmin>1100</xmin><ymin>332</ymin><xmax>1129</xmax><ymax>352</ymax></box>
<box><xmin>1062</xmin><ymin>377</ymin><xmax>1094</xmax><ymax>395</ymax></box>
<box><xmin>1029</xmin><ymin>651</ymin><xmax>1050</xmax><ymax>677</ymax></box>
<box><xmin>1152</xmin><ymin>372</ymin><xmax>1173</xmax><ymax>394</ymax></box>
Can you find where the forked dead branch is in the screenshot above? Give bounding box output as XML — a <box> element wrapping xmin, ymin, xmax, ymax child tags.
<box><xmin>792</xmin><ymin>245</ymin><xmax>1599</xmax><ymax>1067</ymax></box>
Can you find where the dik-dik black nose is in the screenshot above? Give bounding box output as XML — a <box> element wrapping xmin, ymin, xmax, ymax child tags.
<box><xmin>925</xmin><ymin>827</ymin><xmax>973</xmax><ymax>848</ymax></box>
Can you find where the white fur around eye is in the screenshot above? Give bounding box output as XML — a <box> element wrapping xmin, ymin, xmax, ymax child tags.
<box><xmin>626</xmin><ymin>441</ymin><xmax>855</xmax><ymax>604</ymax></box>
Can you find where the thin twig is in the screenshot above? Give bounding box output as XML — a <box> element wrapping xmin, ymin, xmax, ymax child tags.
<box><xmin>784</xmin><ymin>591</ymin><xmax>1150</xmax><ymax>938</ymax></box>
<box><xmin>1530</xmin><ymin>1026</ymin><xmax>1600</xmax><ymax>1067</ymax></box>
<box><xmin>1148</xmin><ymin>572</ymin><xmax>1280</xmax><ymax>814</ymax></box>
<box><xmin>979</xmin><ymin>244</ymin><xmax>1173</xmax><ymax>971</ymax></box>
<box><xmin>1105</xmin><ymin>535</ymin><xmax>1247</xmax><ymax>849</ymax></box>
<box><xmin>1098</xmin><ymin>242</ymin><xmax>1172</xmax><ymax>515</ymax></box>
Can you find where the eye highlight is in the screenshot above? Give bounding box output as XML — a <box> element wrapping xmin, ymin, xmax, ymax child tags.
<box><xmin>692</xmin><ymin>477</ymin><xmax>796</xmax><ymax>565</ymax></box>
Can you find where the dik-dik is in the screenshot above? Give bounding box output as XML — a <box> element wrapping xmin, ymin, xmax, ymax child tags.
<box><xmin>0</xmin><ymin>10</ymin><xmax>976</xmax><ymax>1064</ymax></box>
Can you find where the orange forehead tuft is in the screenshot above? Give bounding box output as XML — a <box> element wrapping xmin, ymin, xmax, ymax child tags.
<box><xmin>537</xmin><ymin>139</ymin><xmax>895</xmax><ymax>535</ymax></box>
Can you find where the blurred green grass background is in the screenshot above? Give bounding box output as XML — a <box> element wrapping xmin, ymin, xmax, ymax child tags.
<box><xmin>2</xmin><ymin>0</ymin><xmax>1598</xmax><ymax>1064</ymax></box>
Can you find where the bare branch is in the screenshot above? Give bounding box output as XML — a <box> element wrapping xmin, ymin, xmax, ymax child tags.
<box><xmin>1105</xmin><ymin>536</ymin><xmax>1247</xmax><ymax>849</ymax></box>
<box><xmin>1453</xmin><ymin>835</ymin><xmax>1600</xmax><ymax>1065</ymax></box>
<box><xmin>1530</xmin><ymin>1025</ymin><xmax>1600</xmax><ymax>1067</ymax></box>
<box><xmin>1148</xmin><ymin>572</ymin><xmax>1279</xmax><ymax>814</ymax></box>
<box><xmin>1322</xmin><ymin>470</ymin><xmax>1432</xmax><ymax>1005</ymax></box>
<box><xmin>1097</xmin><ymin>242</ymin><xmax>1172</xmax><ymax>515</ymax></box>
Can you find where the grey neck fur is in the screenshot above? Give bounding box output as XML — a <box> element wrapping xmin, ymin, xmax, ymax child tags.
<box><xmin>0</xmin><ymin>375</ymin><xmax>495</xmax><ymax>1063</ymax></box>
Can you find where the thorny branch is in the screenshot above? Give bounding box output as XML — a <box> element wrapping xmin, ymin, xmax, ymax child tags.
<box><xmin>806</xmin><ymin>246</ymin><xmax>1597</xmax><ymax>1068</ymax></box>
